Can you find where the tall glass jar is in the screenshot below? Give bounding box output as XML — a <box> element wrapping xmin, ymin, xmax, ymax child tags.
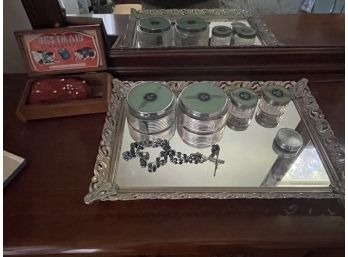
<box><xmin>234</xmin><ymin>26</ymin><xmax>257</xmax><ymax>46</ymax></box>
<box><xmin>174</xmin><ymin>16</ymin><xmax>209</xmax><ymax>47</ymax></box>
<box><xmin>137</xmin><ymin>16</ymin><xmax>173</xmax><ymax>48</ymax></box>
<box><xmin>227</xmin><ymin>87</ymin><xmax>259</xmax><ymax>131</ymax></box>
<box><xmin>255</xmin><ymin>85</ymin><xmax>291</xmax><ymax>128</ymax></box>
<box><xmin>210</xmin><ymin>25</ymin><xmax>233</xmax><ymax>47</ymax></box>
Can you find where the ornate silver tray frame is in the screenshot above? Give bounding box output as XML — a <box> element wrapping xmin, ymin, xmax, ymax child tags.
<box><xmin>114</xmin><ymin>8</ymin><xmax>282</xmax><ymax>48</ymax></box>
<box><xmin>84</xmin><ymin>79</ymin><xmax>344</xmax><ymax>203</ymax></box>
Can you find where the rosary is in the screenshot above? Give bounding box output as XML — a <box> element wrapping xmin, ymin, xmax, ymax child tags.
<box><xmin>122</xmin><ymin>139</ymin><xmax>224</xmax><ymax>176</ymax></box>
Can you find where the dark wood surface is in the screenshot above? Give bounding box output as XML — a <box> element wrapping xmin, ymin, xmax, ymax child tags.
<box><xmin>4</xmin><ymin>74</ymin><xmax>344</xmax><ymax>257</ymax></box>
<box><xmin>262</xmin><ymin>14</ymin><xmax>344</xmax><ymax>46</ymax></box>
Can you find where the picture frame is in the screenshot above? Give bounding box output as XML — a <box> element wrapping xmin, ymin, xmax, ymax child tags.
<box><xmin>15</xmin><ymin>24</ymin><xmax>107</xmax><ymax>76</ymax></box>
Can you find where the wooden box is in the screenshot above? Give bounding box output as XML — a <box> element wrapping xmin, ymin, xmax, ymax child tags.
<box><xmin>15</xmin><ymin>25</ymin><xmax>111</xmax><ymax>121</ymax></box>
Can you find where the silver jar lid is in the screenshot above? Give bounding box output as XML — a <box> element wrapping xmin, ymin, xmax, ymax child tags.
<box><xmin>235</xmin><ymin>26</ymin><xmax>257</xmax><ymax>39</ymax></box>
<box><xmin>212</xmin><ymin>26</ymin><xmax>232</xmax><ymax>37</ymax></box>
<box><xmin>262</xmin><ymin>84</ymin><xmax>291</xmax><ymax>106</ymax></box>
<box><xmin>179</xmin><ymin>82</ymin><xmax>229</xmax><ymax>120</ymax></box>
<box><xmin>228</xmin><ymin>87</ymin><xmax>259</xmax><ymax>110</ymax></box>
<box><xmin>127</xmin><ymin>82</ymin><xmax>175</xmax><ymax>120</ymax></box>
<box><xmin>139</xmin><ymin>16</ymin><xmax>171</xmax><ymax>33</ymax></box>
<box><xmin>274</xmin><ymin>128</ymin><xmax>304</xmax><ymax>153</ymax></box>
<box><xmin>176</xmin><ymin>16</ymin><xmax>208</xmax><ymax>33</ymax></box>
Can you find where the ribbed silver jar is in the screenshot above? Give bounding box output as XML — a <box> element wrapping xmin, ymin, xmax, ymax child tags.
<box><xmin>137</xmin><ymin>16</ymin><xmax>173</xmax><ymax>48</ymax></box>
<box><xmin>128</xmin><ymin>122</ymin><xmax>176</xmax><ymax>142</ymax></box>
<box><xmin>126</xmin><ymin>82</ymin><xmax>176</xmax><ymax>141</ymax></box>
<box><xmin>177</xmin><ymin>82</ymin><xmax>229</xmax><ymax>147</ymax></box>
<box><xmin>178</xmin><ymin>126</ymin><xmax>225</xmax><ymax>149</ymax></box>
<box><xmin>174</xmin><ymin>16</ymin><xmax>209</xmax><ymax>47</ymax></box>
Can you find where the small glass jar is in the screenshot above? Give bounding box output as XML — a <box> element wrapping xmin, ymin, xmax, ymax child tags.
<box><xmin>272</xmin><ymin>128</ymin><xmax>303</xmax><ymax>158</ymax></box>
<box><xmin>255</xmin><ymin>85</ymin><xmax>291</xmax><ymax>128</ymax></box>
<box><xmin>210</xmin><ymin>25</ymin><xmax>233</xmax><ymax>47</ymax></box>
<box><xmin>174</xmin><ymin>16</ymin><xmax>209</xmax><ymax>47</ymax></box>
<box><xmin>227</xmin><ymin>87</ymin><xmax>259</xmax><ymax>131</ymax></box>
<box><xmin>231</xmin><ymin>22</ymin><xmax>247</xmax><ymax>35</ymax></box>
<box><xmin>177</xmin><ymin>82</ymin><xmax>229</xmax><ymax>148</ymax></box>
<box><xmin>234</xmin><ymin>26</ymin><xmax>257</xmax><ymax>46</ymax></box>
<box><xmin>137</xmin><ymin>16</ymin><xmax>173</xmax><ymax>48</ymax></box>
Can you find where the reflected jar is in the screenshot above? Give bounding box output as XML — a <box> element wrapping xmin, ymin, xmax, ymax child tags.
<box><xmin>126</xmin><ymin>82</ymin><xmax>176</xmax><ymax>141</ymax></box>
<box><xmin>174</xmin><ymin>16</ymin><xmax>209</xmax><ymax>47</ymax></box>
<box><xmin>210</xmin><ymin>25</ymin><xmax>233</xmax><ymax>46</ymax></box>
<box><xmin>137</xmin><ymin>16</ymin><xmax>173</xmax><ymax>48</ymax></box>
<box><xmin>234</xmin><ymin>26</ymin><xmax>257</xmax><ymax>46</ymax></box>
<box><xmin>227</xmin><ymin>87</ymin><xmax>259</xmax><ymax>131</ymax></box>
<box><xmin>255</xmin><ymin>85</ymin><xmax>291</xmax><ymax>128</ymax></box>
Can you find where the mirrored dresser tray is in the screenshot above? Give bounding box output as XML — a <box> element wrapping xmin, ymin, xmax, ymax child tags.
<box><xmin>115</xmin><ymin>9</ymin><xmax>281</xmax><ymax>48</ymax></box>
<box><xmin>84</xmin><ymin>79</ymin><xmax>344</xmax><ymax>203</ymax></box>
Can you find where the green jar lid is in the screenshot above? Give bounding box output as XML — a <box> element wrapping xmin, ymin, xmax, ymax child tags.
<box><xmin>235</xmin><ymin>26</ymin><xmax>257</xmax><ymax>39</ymax></box>
<box><xmin>262</xmin><ymin>85</ymin><xmax>291</xmax><ymax>106</ymax></box>
<box><xmin>212</xmin><ymin>26</ymin><xmax>232</xmax><ymax>37</ymax></box>
<box><xmin>127</xmin><ymin>82</ymin><xmax>175</xmax><ymax>119</ymax></box>
<box><xmin>139</xmin><ymin>16</ymin><xmax>171</xmax><ymax>33</ymax></box>
<box><xmin>176</xmin><ymin>17</ymin><xmax>207</xmax><ymax>33</ymax></box>
<box><xmin>180</xmin><ymin>82</ymin><xmax>228</xmax><ymax>119</ymax></box>
<box><xmin>231</xmin><ymin>22</ymin><xmax>247</xmax><ymax>34</ymax></box>
<box><xmin>229</xmin><ymin>87</ymin><xmax>259</xmax><ymax>109</ymax></box>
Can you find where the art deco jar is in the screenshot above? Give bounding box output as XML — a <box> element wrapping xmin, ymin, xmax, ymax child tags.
<box><xmin>126</xmin><ymin>82</ymin><xmax>176</xmax><ymax>141</ymax></box>
<box><xmin>234</xmin><ymin>26</ymin><xmax>257</xmax><ymax>46</ymax></box>
<box><xmin>255</xmin><ymin>84</ymin><xmax>291</xmax><ymax>128</ymax></box>
<box><xmin>210</xmin><ymin>25</ymin><xmax>233</xmax><ymax>46</ymax></box>
<box><xmin>177</xmin><ymin>82</ymin><xmax>229</xmax><ymax>148</ymax></box>
<box><xmin>227</xmin><ymin>87</ymin><xmax>259</xmax><ymax>131</ymax></box>
<box><xmin>137</xmin><ymin>16</ymin><xmax>173</xmax><ymax>48</ymax></box>
<box><xmin>174</xmin><ymin>16</ymin><xmax>209</xmax><ymax>47</ymax></box>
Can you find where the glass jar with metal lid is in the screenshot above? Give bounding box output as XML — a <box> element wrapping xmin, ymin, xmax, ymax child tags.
<box><xmin>177</xmin><ymin>82</ymin><xmax>229</xmax><ymax>147</ymax></box>
<box><xmin>174</xmin><ymin>16</ymin><xmax>209</xmax><ymax>47</ymax></box>
<box><xmin>255</xmin><ymin>84</ymin><xmax>291</xmax><ymax>128</ymax></box>
<box><xmin>137</xmin><ymin>16</ymin><xmax>173</xmax><ymax>48</ymax></box>
<box><xmin>231</xmin><ymin>21</ymin><xmax>247</xmax><ymax>35</ymax></box>
<box><xmin>126</xmin><ymin>82</ymin><xmax>176</xmax><ymax>141</ymax></box>
<box><xmin>234</xmin><ymin>26</ymin><xmax>257</xmax><ymax>46</ymax></box>
<box><xmin>210</xmin><ymin>25</ymin><xmax>233</xmax><ymax>47</ymax></box>
<box><xmin>227</xmin><ymin>87</ymin><xmax>259</xmax><ymax>131</ymax></box>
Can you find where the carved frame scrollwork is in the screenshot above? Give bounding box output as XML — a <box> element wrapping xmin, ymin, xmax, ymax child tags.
<box><xmin>84</xmin><ymin>79</ymin><xmax>344</xmax><ymax>204</ymax></box>
<box><xmin>115</xmin><ymin>8</ymin><xmax>282</xmax><ymax>48</ymax></box>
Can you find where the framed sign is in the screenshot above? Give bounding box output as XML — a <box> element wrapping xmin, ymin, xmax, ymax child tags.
<box><xmin>15</xmin><ymin>25</ymin><xmax>107</xmax><ymax>76</ymax></box>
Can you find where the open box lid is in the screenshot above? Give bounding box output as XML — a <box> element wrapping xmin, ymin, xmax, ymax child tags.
<box><xmin>15</xmin><ymin>24</ymin><xmax>107</xmax><ymax>77</ymax></box>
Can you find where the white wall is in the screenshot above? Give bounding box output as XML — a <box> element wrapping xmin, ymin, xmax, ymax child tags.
<box><xmin>3</xmin><ymin>0</ymin><xmax>32</xmax><ymax>73</ymax></box>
